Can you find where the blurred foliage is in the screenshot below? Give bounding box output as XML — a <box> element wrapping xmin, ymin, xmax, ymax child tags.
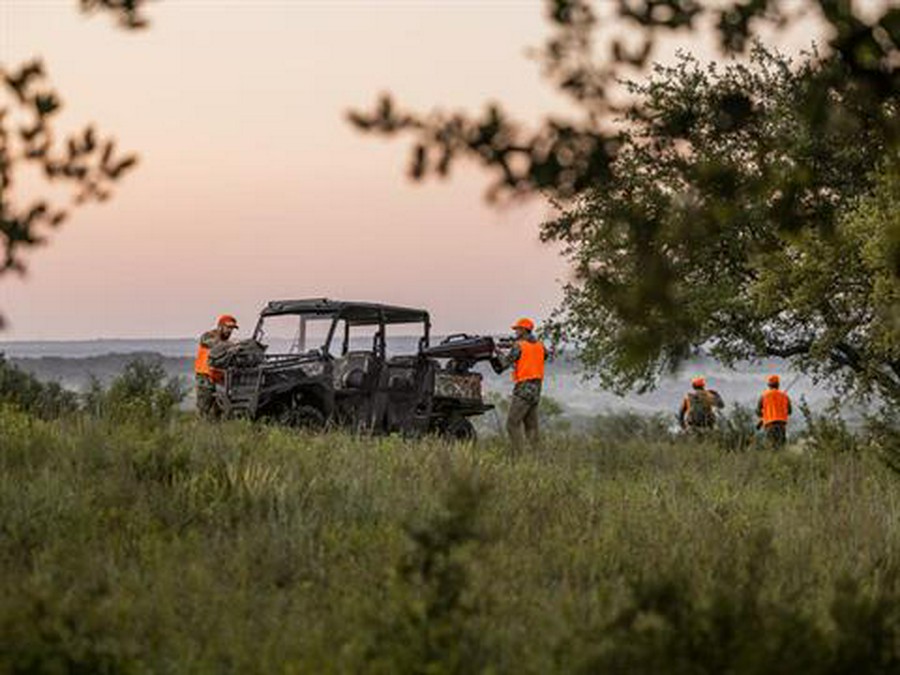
<box><xmin>365</xmin><ymin>473</ymin><xmax>489</xmax><ymax>674</ymax></box>
<box><xmin>0</xmin><ymin>353</ymin><xmax>78</xmax><ymax>419</ymax></box>
<box><xmin>569</xmin><ymin>538</ymin><xmax>900</xmax><ymax>674</ymax></box>
<box><xmin>351</xmin><ymin>0</ymin><xmax>900</xmax><ymax>205</ymax></box>
<box><xmin>83</xmin><ymin>358</ymin><xmax>184</xmax><ymax>424</ymax></box>
<box><xmin>3</xmin><ymin>408</ymin><xmax>900</xmax><ymax>672</ymax></box>
<box><xmin>350</xmin><ymin>1</ymin><xmax>900</xmax><ymax>402</ymax></box>
<box><xmin>0</xmin><ymin>62</ymin><xmax>137</xmax><ymax>278</ymax></box>
<box><xmin>78</xmin><ymin>0</ymin><xmax>153</xmax><ymax>29</ymax></box>
<box><xmin>0</xmin><ymin>1</ymin><xmax>146</xmax><ymax>326</ymax></box>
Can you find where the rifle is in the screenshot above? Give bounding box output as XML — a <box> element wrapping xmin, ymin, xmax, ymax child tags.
<box><xmin>495</xmin><ymin>336</ymin><xmax>515</xmax><ymax>350</ymax></box>
<box><xmin>422</xmin><ymin>334</ymin><xmax>498</xmax><ymax>373</ymax></box>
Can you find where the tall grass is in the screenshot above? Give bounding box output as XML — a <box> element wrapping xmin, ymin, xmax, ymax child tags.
<box><xmin>2</xmin><ymin>403</ymin><xmax>900</xmax><ymax>673</ymax></box>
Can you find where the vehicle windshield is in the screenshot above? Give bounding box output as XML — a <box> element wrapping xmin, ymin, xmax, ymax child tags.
<box><xmin>254</xmin><ymin>314</ymin><xmax>334</xmax><ymax>355</ymax></box>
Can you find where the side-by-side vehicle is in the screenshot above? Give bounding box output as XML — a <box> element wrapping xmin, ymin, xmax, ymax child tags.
<box><xmin>210</xmin><ymin>298</ymin><xmax>497</xmax><ymax>439</ymax></box>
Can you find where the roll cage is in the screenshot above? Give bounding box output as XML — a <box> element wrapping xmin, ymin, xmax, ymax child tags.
<box><xmin>252</xmin><ymin>298</ymin><xmax>432</xmax><ymax>358</ymax></box>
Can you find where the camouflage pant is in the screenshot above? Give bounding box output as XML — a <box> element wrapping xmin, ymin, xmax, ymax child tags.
<box><xmin>195</xmin><ymin>375</ymin><xmax>219</xmax><ymax>419</ymax></box>
<box><xmin>763</xmin><ymin>422</ymin><xmax>787</xmax><ymax>449</ymax></box>
<box><xmin>507</xmin><ymin>390</ymin><xmax>540</xmax><ymax>455</ymax></box>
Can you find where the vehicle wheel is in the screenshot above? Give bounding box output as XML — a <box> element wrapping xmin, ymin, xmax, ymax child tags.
<box><xmin>281</xmin><ymin>404</ymin><xmax>326</xmax><ymax>431</ymax></box>
<box><xmin>443</xmin><ymin>417</ymin><xmax>476</xmax><ymax>442</ymax></box>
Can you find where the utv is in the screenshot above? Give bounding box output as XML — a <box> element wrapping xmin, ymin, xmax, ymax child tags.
<box><xmin>212</xmin><ymin>298</ymin><xmax>496</xmax><ymax>439</ymax></box>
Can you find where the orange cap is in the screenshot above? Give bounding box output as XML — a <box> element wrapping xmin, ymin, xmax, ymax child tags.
<box><xmin>512</xmin><ymin>318</ymin><xmax>535</xmax><ymax>331</ymax></box>
<box><xmin>217</xmin><ymin>314</ymin><xmax>239</xmax><ymax>329</ymax></box>
<box><xmin>691</xmin><ymin>377</ymin><xmax>706</xmax><ymax>388</ymax></box>
<box><xmin>767</xmin><ymin>374</ymin><xmax>780</xmax><ymax>386</ymax></box>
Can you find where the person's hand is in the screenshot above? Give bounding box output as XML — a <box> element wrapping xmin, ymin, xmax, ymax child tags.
<box><xmin>489</xmin><ymin>356</ymin><xmax>504</xmax><ymax>374</ymax></box>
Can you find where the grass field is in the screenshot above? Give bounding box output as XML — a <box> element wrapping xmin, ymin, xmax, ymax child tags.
<box><xmin>2</xmin><ymin>406</ymin><xmax>900</xmax><ymax>674</ymax></box>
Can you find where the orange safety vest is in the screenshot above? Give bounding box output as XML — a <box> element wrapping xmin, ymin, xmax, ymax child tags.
<box><xmin>760</xmin><ymin>389</ymin><xmax>790</xmax><ymax>425</ymax></box>
<box><xmin>194</xmin><ymin>339</ymin><xmax>225</xmax><ymax>383</ymax></box>
<box><xmin>513</xmin><ymin>340</ymin><xmax>545</xmax><ymax>383</ymax></box>
<box><xmin>194</xmin><ymin>343</ymin><xmax>210</xmax><ymax>376</ymax></box>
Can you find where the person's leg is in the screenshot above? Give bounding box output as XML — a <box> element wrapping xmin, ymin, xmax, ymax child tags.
<box><xmin>196</xmin><ymin>378</ymin><xmax>212</xmax><ymax>418</ymax></box>
<box><xmin>196</xmin><ymin>377</ymin><xmax>218</xmax><ymax>419</ymax></box>
<box><xmin>523</xmin><ymin>400</ymin><xmax>541</xmax><ymax>449</ymax></box>
<box><xmin>506</xmin><ymin>395</ymin><xmax>529</xmax><ymax>455</ymax></box>
<box><xmin>772</xmin><ymin>423</ymin><xmax>787</xmax><ymax>448</ymax></box>
<box><xmin>764</xmin><ymin>423</ymin><xmax>786</xmax><ymax>449</ymax></box>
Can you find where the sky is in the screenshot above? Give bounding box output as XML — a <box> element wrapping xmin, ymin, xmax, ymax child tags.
<box><xmin>0</xmin><ymin>0</ymin><xmax>835</xmax><ymax>340</ymax></box>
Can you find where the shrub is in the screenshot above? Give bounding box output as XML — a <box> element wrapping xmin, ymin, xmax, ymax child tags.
<box><xmin>799</xmin><ymin>399</ymin><xmax>862</xmax><ymax>455</ymax></box>
<box><xmin>0</xmin><ymin>353</ymin><xmax>78</xmax><ymax>419</ymax></box>
<box><xmin>589</xmin><ymin>410</ymin><xmax>672</xmax><ymax>445</ymax></box>
<box><xmin>86</xmin><ymin>358</ymin><xmax>184</xmax><ymax>424</ymax></box>
<box><xmin>363</xmin><ymin>472</ymin><xmax>490</xmax><ymax>674</ymax></box>
<box><xmin>569</xmin><ymin>548</ymin><xmax>900</xmax><ymax>674</ymax></box>
<box><xmin>862</xmin><ymin>407</ymin><xmax>900</xmax><ymax>475</ymax></box>
<box><xmin>716</xmin><ymin>404</ymin><xmax>760</xmax><ymax>452</ymax></box>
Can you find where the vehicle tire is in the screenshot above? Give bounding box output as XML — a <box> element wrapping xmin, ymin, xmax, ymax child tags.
<box><xmin>442</xmin><ymin>417</ymin><xmax>476</xmax><ymax>442</ymax></box>
<box><xmin>281</xmin><ymin>403</ymin><xmax>326</xmax><ymax>431</ymax></box>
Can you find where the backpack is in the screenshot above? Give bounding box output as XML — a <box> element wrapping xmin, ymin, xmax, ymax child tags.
<box><xmin>685</xmin><ymin>391</ymin><xmax>715</xmax><ymax>428</ymax></box>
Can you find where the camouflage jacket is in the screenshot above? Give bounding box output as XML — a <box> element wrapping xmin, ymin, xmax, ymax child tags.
<box><xmin>199</xmin><ymin>330</ymin><xmax>236</xmax><ymax>370</ymax></box>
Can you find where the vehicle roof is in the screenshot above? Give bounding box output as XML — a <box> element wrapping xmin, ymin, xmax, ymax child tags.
<box><xmin>260</xmin><ymin>298</ymin><xmax>429</xmax><ymax>325</ymax></box>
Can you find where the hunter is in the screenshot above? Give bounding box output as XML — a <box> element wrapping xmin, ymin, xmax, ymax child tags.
<box><xmin>678</xmin><ymin>377</ymin><xmax>724</xmax><ymax>433</ymax></box>
<box><xmin>757</xmin><ymin>374</ymin><xmax>792</xmax><ymax>448</ymax></box>
<box><xmin>194</xmin><ymin>314</ymin><xmax>239</xmax><ymax>418</ymax></box>
<box><xmin>492</xmin><ymin>317</ymin><xmax>546</xmax><ymax>454</ymax></box>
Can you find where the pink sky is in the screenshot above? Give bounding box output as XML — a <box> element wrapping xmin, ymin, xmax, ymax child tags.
<box><xmin>0</xmin><ymin>0</ymin><xmax>832</xmax><ymax>340</ymax></box>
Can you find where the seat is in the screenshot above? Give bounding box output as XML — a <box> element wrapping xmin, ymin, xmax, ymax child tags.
<box><xmin>386</xmin><ymin>355</ymin><xmax>417</xmax><ymax>392</ymax></box>
<box><xmin>333</xmin><ymin>351</ymin><xmax>379</xmax><ymax>390</ymax></box>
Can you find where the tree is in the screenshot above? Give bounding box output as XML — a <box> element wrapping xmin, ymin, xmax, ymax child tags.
<box><xmin>0</xmin><ymin>0</ymin><xmax>152</xmax><ymax>324</ymax></box>
<box><xmin>349</xmin><ymin>1</ymin><xmax>900</xmax><ymax>401</ymax></box>
<box><xmin>539</xmin><ymin>47</ymin><xmax>900</xmax><ymax>402</ymax></box>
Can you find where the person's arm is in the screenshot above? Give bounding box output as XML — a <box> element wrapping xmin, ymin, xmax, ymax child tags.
<box><xmin>710</xmin><ymin>390</ymin><xmax>724</xmax><ymax>409</ymax></box>
<box><xmin>199</xmin><ymin>331</ymin><xmax>218</xmax><ymax>349</ymax></box>
<box><xmin>494</xmin><ymin>342</ymin><xmax>521</xmax><ymax>373</ymax></box>
<box><xmin>787</xmin><ymin>395</ymin><xmax>792</xmax><ymax>416</ymax></box>
<box><xmin>678</xmin><ymin>397</ymin><xmax>688</xmax><ymax>429</ymax></box>
<box><xmin>209</xmin><ymin>341</ymin><xmax>233</xmax><ymax>362</ymax></box>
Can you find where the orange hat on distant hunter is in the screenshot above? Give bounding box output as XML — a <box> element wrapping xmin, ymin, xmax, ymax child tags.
<box><xmin>767</xmin><ymin>374</ymin><xmax>780</xmax><ymax>386</ymax></box>
<box><xmin>691</xmin><ymin>377</ymin><xmax>706</xmax><ymax>388</ymax></box>
<box><xmin>217</xmin><ymin>314</ymin><xmax>239</xmax><ymax>329</ymax></box>
<box><xmin>512</xmin><ymin>318</ymin><xmax>535</xmax><ymax>331</ymax></box>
